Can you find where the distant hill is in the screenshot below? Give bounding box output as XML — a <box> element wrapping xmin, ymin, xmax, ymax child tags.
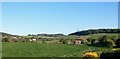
<box><xmin>1</xmin><ymin>28</ymin><xmax>120</xmax><ymax>37</ymax></box>
<box><xmin>0</xmin><ymin>32</ymin><xmax>19</xmax><ymax>37</ymax></box>
<box><xmin>28</xmin><ymin>33</ymin><xmax>66</xmax><ymax>37</ymax></box>
<box><xmin>0</xmin><ymin>32</ymin><xmax>65</xmax><ymax>37</ymax></box>
<box><xmin>69</xmin><ymin>29</ymin><xmax>120</xmax><ymax>36</ymax></box>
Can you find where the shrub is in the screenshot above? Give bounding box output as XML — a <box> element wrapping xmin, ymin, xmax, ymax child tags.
<box><xmin>59</xmin><ymin>39</ymin><xmax>64</xmax><ymax>42</ymax></box>
<box><xmin>91</xmin><ymin>39</ymin><xmax>96</xmax><ymax>45</ymax></box>
<box><xmin>87</xmin><ymin>38</ymin><xmax>93</xmax><ymax>42</ymax></box>
<box><xmin>42</xmin><ymin>40</ymin><xmax>46</xmax><ymax>43</ymax></box>
<box><xmin>83</xmin><ymin>51</ymin><xmax>99</xmax><ymax>59</ymax></box>
<box><xmin>111</xmin><ymin>35</ymin><xmax>118</xmax><ymax>42</ymax></box>
<box><xmin>62</xmin><ymin>39</ymin><xmax>69</xmax><ymax>44</ymax></box>
<box><xmin>2</xmin><ymin>38</ymin><xmax>9</xmax><ymax>42</ymax></box>
<box><xmin>97</xmin><ymin>35</ymin><xmax>115</xmax><ymax>48</ymax></box>
<box><xmin>100</xmin><ymin>49</ymin><xmax>120</xmax><ymax>59</ymax></box>
<box><xmin>105</xmin><ymin>39</ymin><xmax>115</xmax><ymax>48</ymax></box>
<box><xmin>115</xmin><ymin>38</ymin><xmax>120</xmax><ymax>47</ymax></box>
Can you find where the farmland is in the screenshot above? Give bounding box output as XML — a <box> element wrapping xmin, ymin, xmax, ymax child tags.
<box><xmin>1</xmin><ymin>29</ymin><xmax>120</xmax><ymax>58</ymax></box>
<box><xmin>2</xmin><ymin>42</ymin><xmax>105</xmax><ymax>57</ymax></box>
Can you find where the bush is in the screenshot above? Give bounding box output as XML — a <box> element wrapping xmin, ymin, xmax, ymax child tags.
<box><xmin>98</xmin><ymin>35</ymin><xmax>115</xmax><ymax>48</ymax></box>
<box><xmin>87</xmin><ymin>38</ymin><xmax>93</xmax><ymax>42</ymax></box>
<box><xmin>91</xmin><ymin>39</ymin><xmax>96</xmax><ymax>45</ymax></box>
<box><xmin>42</xmin><ymin>40</ymin><xmax>46</xmax><ymax>43</ymax></box>
<box><xmin>115</xmin><ymin>38</ymin><xmax>120</xmax><ymax>47</ymax></box>
<box><xmin>62</xmin><ymin>39</ymin><xmax>70</xmax><ymax>44</ymax></box>
<box><xmin>105</xmin><ymin>39</ymin><xmax>115</xmax><ymax>48</ymax></box>
<box><xmin>83</xmin><ymin>51</ymin><xmax>99</xmax><ymax>59</ymax></box>
<box><xmin>111</xmin><ymin>35</ymin><xmax>118</xmax><ymax>42</ymax></box>
<box><xmin>59</xmin><ymin>39</ymin><xmax>64</xmax><ymax>42</ymax></box>
<box><xmin>100</xmin><ymin>49</ymin><xmax>120</xmax><ymax>59</ymax></box>
<box><xmin>98</xmin><ymin>36</ymin><xmax>107</xmax><ymax>46</ymax></box>
<box><xmin>2</xmin><ymin>38</ymin><xmax>9</xmax><ymax>42</ymax></box>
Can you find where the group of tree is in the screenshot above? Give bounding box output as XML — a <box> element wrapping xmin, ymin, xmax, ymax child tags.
<box><xmin>69</xmin><ymin>29</ymin><xmax>120</xmax><ymax>36</ymax></box>
<box><xmin>28</xmin><ymin>33</ymin><xmax>65</xmax><ymax>37</ymax></box>
<box><xmin>100</xmin><ymin>48</ymin><xmax>120</xmax><ymax>59</ymax></box>
<box><xmin>88</xmin><ymin>35</ymin><xmax>120</xmax><ymax>48</ymax></box>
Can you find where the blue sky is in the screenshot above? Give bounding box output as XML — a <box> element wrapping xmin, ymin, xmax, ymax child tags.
<box><xmin>2</xmin><ymin>0</ymin><xmax>119</xmax><ymax>2</ymax></box>
<box><xmin>2</xmin><ymin>2</ymin><xmax>118</xmax><ymax>35</ymax></box>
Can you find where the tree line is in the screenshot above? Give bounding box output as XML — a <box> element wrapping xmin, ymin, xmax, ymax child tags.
<box><xmin>69</xmin><ymin>29</ymin><xmax>120</xmax><ymax>36</ymax></box>
<box><xmin>87</xmin><ymin>35</ymin><xmax>120</xmax><ymax>48</ymax></box>
<box><xmin>27</xmin><ymin>33</ymin><xmax>65</xmax><ymax>37</ymax></box>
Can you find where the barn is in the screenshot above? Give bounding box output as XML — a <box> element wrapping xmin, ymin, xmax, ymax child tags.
<box><xmin>74</xmin><ymin>36</ymin><xmax>88</xmax><ymax>44</ymax></box>
<box><xmin>74</xmin><ymin>39</ymin><xmax>82</xmax><ymax>44</ymax></box>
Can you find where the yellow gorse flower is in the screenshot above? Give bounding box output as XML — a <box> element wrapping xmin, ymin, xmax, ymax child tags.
<box><xmin>83</xmin><ymin>52</ymin><xmax>98</xmax><ymax>57</ymax></box>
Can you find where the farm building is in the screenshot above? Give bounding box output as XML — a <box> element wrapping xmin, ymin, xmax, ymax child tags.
<box><xmin>29</xmin><ymin>37</ymin><xmax>37</xmax><ymax>42</ymax></box>
<box><xmin>74</xmin><ymin>39</ymin><xmax>82</xmax><ymax>44</ymax></box>
<box><xmin>74</xmin><ymin>36</ymin><xmax>88</xmax><ymax>44</ymax></box>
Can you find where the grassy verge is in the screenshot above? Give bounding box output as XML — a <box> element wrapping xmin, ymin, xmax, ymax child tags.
<box><xmin>2</xmin><ymin>42</ymin><xmax>105</xmax><ymax>57</ymax></box>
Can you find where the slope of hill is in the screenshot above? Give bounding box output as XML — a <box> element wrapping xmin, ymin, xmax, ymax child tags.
<box><xmin>28</xmin><ymin>33</ymin><xmax>66</xmax><ymax>37</ymax></box>
<box><xmin>0</xmin><ymin>32</ymin><xmax>19</xmax><ymax>37</ymax></box>
<box><xmin>69</xmin><ymin>29</ymin><xmax>120</xmax><ymax>36</ymax></box>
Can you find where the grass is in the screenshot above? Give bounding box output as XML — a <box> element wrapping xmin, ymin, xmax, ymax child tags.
<box><xmin>2</xmin><ymin>42</ymin><xmax>105</xmax><ymax>57</ymax></box>
<box><xmin>0</xmin><ymin>42</ymin><xmax>2</xmax><ymax>58</ymax></box>
<box><xmin>90</xmin><ymin>33</ymin><xmax>119</xmax><ymax>38</ymax></box>
<box><xmin>3</xmin><ymin>34</ymin><xmax>117</xmax><ymax>57</ymax></box>
<box><xmin>88</xmin><ymin>33</ymin><xmax>119</xmax><ymax>41</ymax></box>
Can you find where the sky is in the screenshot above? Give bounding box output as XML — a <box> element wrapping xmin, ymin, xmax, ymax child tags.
<box><xmin>2</xmin><ymin>2</ymin><xmax>118</xmax><ymax>35</ymax></box>
<box><xmin>1</xmin><ymin>0</ymin><xmax>119</xmax><ymax>2</ymax></box>
<box><xmin>0</xmin><ymin>2</ymin><xmax>2</xmax><ymax>32</ymax></box>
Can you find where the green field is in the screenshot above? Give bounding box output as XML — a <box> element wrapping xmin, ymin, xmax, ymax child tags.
<box><xmin>89</xmin><ymin>33</ymin><xmax>119</xmax><ymax>38</ymax></box>
<box><xmin>2</xmin><ymin>33</ymin><xmax>119</xmax><ymax>57</ymax></box>
<box><xmin>2</xmin><ymin>42</ymin><xmax>105</xmax><ymax>57</ymax></box>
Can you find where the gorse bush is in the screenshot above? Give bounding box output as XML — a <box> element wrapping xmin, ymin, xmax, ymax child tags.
<box><xmin>83</xmin><ymin>51</ymin><xmax>99</xmax><ymax>59</ymax></box>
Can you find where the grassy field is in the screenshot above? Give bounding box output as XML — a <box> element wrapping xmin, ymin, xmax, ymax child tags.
<box><xmin>89</xmin><ymin>33</ymin><xmax>119</xmax><ymax>38</ymax></box>
<box><xmin>2</xmin><ymin>34</ymin><xmax>118</xmax><ymax>57</ymax></box>
<box><xmin>88</xmin><ymin>33</ymin><xmax>119</xmax><ymax>41</ymax></box>
<box><xmin>2</xmin><ymin>42</ymin><xmax>105</xmax><ymax>57</ymax></box>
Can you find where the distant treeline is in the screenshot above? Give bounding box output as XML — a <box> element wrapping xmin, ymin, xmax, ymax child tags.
<box><xmin>0</xmin><ymin>32</ymin><xmax>65</xmax><ymax>37</ymax></box>
<box><xmin>1</xmin><ymin>29</ymin><xmax>120</xmax><ymax>37</ymax></box>
<box><xmin>27</xmin><ymin>33</ymin><xmax>65</xmax><ymax>37</ymax></box>
<box><xmin>69</xmin><ymin>29</ymin><xmax>120</xmax><ymax>36</ymax></box>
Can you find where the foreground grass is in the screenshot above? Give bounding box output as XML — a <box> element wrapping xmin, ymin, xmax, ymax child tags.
<box><xmin>2</xmin><ymin>42</ymin><xmax>105</xmax><ymax>57</ymax></box>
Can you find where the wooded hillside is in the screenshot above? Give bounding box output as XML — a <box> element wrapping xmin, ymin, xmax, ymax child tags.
<box><xmin>69</xmin><ymin>29</ymin><xmax>120</xmax><ymax>36</ymax></box>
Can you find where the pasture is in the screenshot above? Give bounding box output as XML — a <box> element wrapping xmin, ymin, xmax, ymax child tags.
<box><xmin>2</xmin><ymin>42</ymin><xmax>105</xmax><ymax>57</ymax></box>
<box><xmin>89</xmin><ymin>33</ymin><xmax>119</xmax><ymax>39</ymax></box>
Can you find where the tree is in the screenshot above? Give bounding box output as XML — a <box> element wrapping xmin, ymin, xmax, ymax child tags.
<box><xmin>98</xmin><ymin>35</ymin><xmax>108</xmax><ymax>46</ymax></box>
<box><xmin>87</xmin><ymin>31</ymin><xmax>92</xmax><ymax>35</ymax></box>
<box><xmin>106</xmin><ymin>29</ymin><xmax>112</xmax><ymax>33</ymax></box>
<box><xmin>98</xmin><ymin>35</ymin><xmax>115</xmax><ymax>48</ymax></box>
<box><xmin>100</xmin><ymin>49</ymin><xmax>120</xmax><ymax>59</ymax></box>
<box><xmin>115</xmin><ymin>38</ymin><xmax>120</xmax><ymax>47</ymax></box>
<box><xmin>59</xmin><ymin>39</ymin><xmax>64</xmax><ymax>42</ymax></box>
<box><xmin>42</xmin><ymin>40</ymin><xmax>46</xmax><ymax>43</ymax></box>
<box><xmin>2</xmin><ymin>38</ymin><xmax>8</xmax><ymax>42</ymax></box>
<box><xmin>62</xmin><ymin>39</ymin><xmax>70</xmax><ymax>44</ymax></box>
<box><xmin>111</xmin><ymin>35</ymin><xmax>118</xmax><ymax>42</ymax></box>
<box><xmin>91</xmin><ymin>39</ymin><xmax>96</xmax><ymax>45</ymax></box>
<box><xmin>105</xmin><ymin>39</ymin><xmax>115</xmax><ymax>48</ymax></box>
<box><xmin>87</xmin><ymin>38</ymin><xmax>94</xmax><ymax>42</ymax></box>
